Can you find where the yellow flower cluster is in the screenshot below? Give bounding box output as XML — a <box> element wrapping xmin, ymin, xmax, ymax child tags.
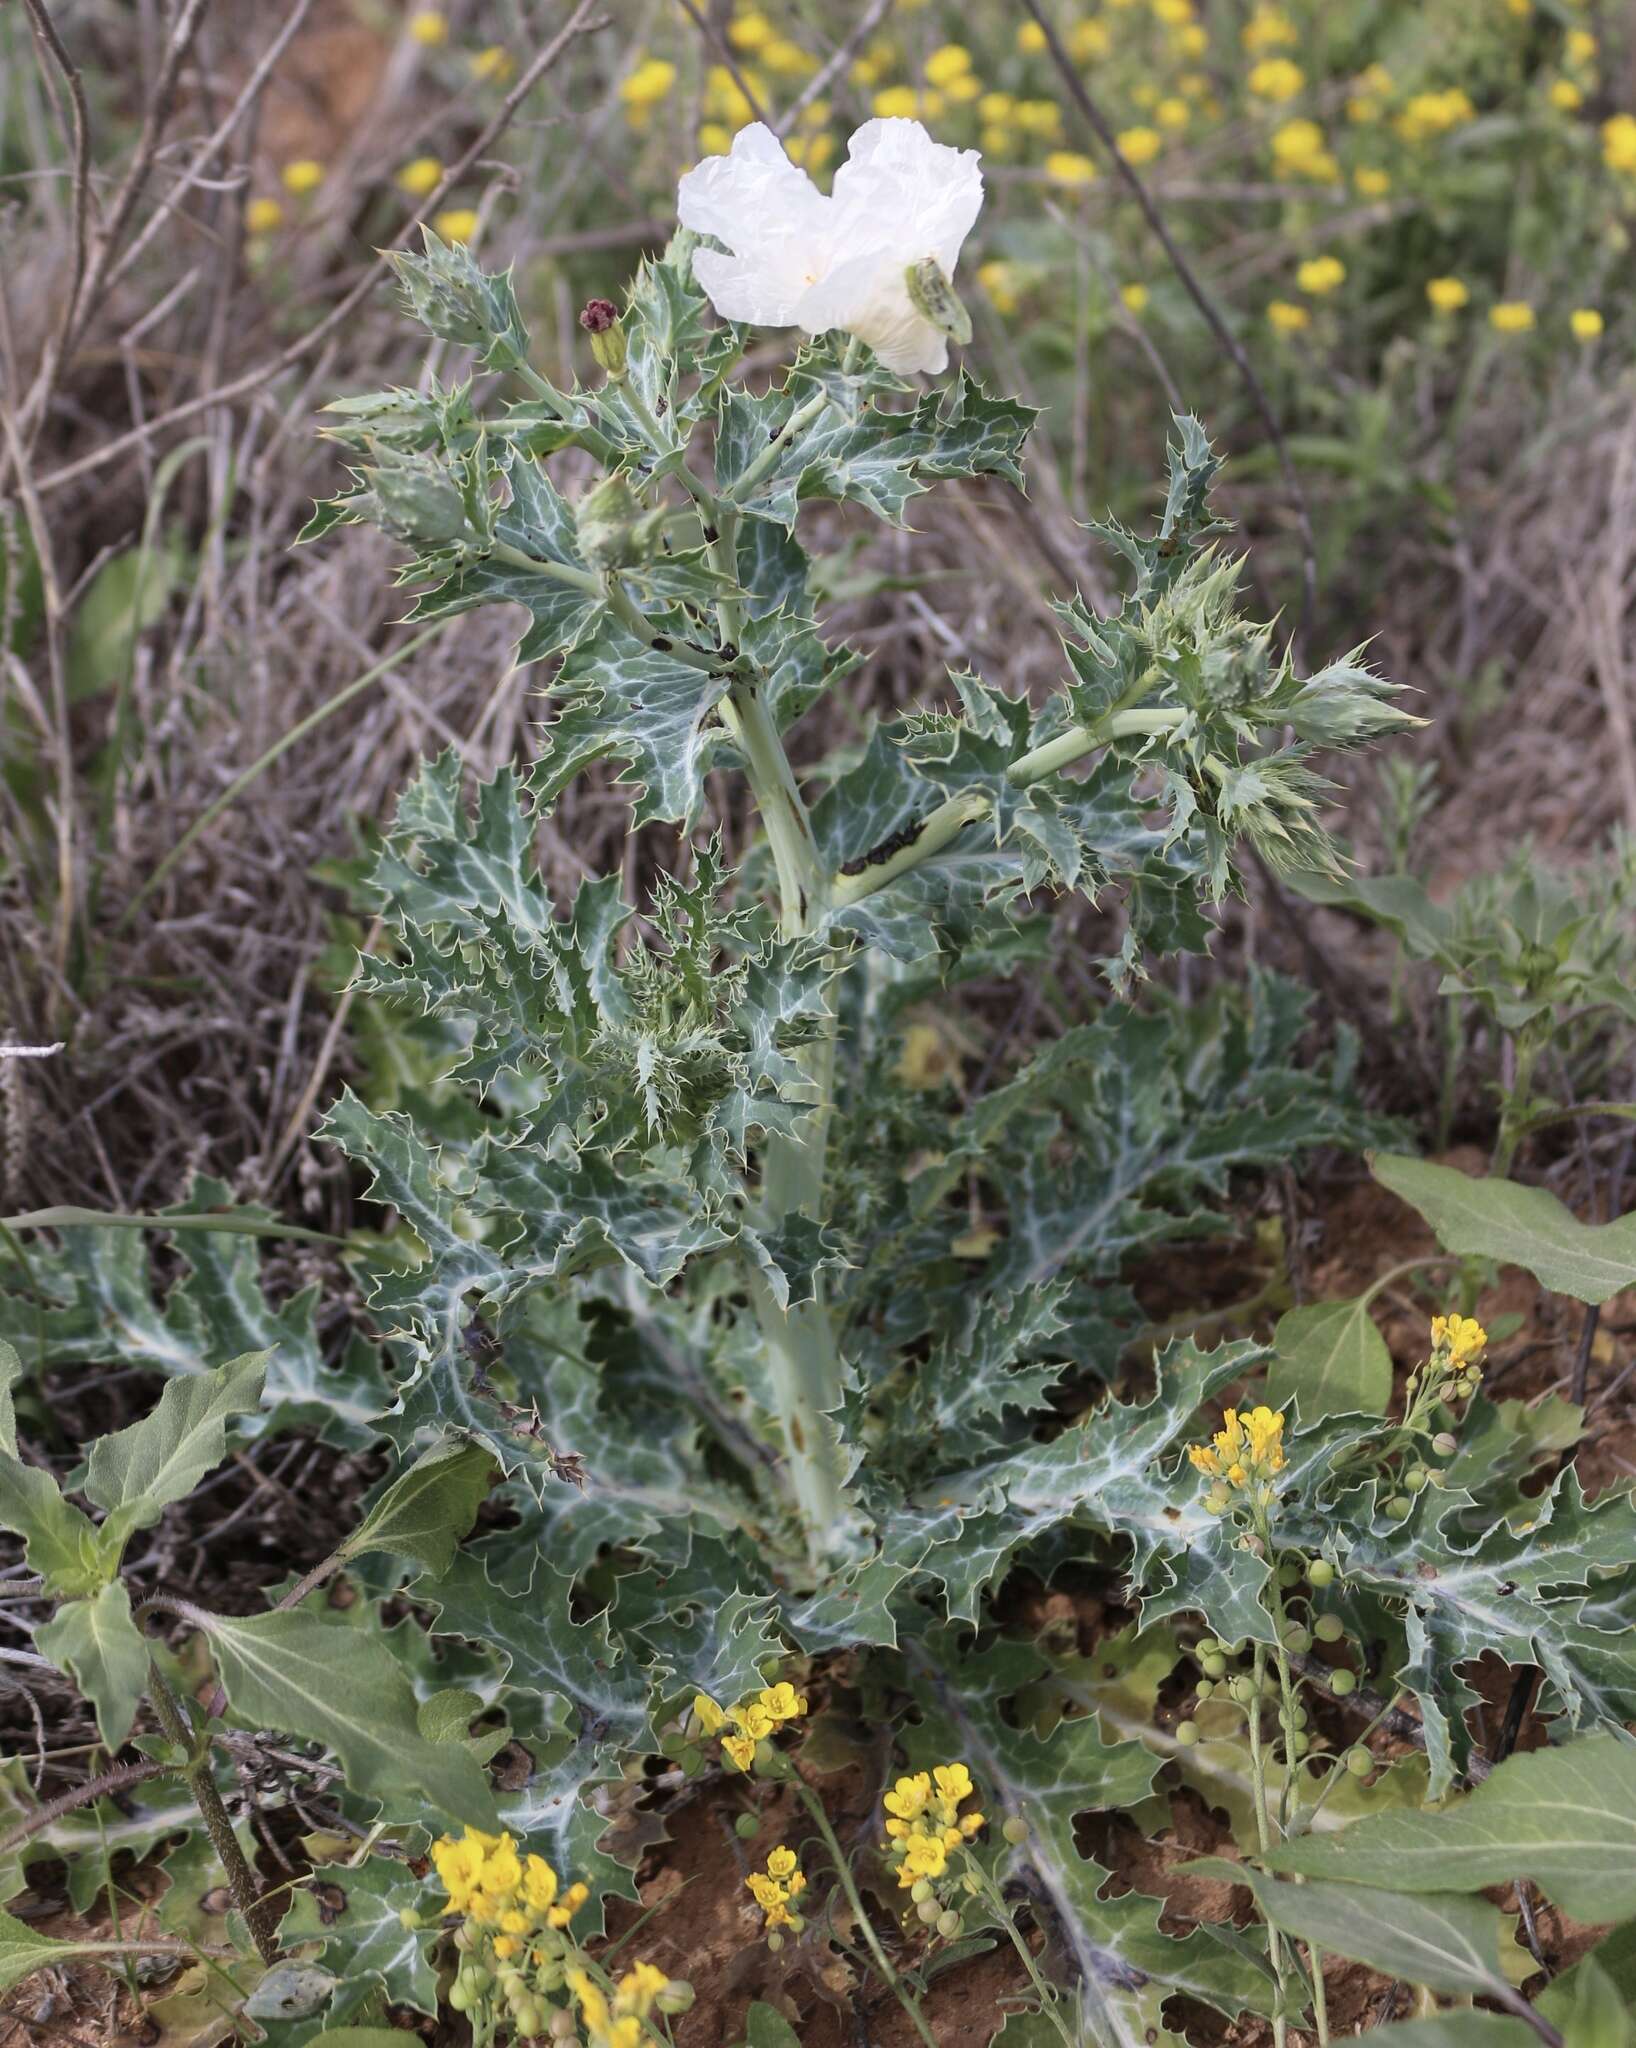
<box><xmin>1248</xmin><ymin>58</ymin><xmax>1305</xmax><ymax>104</ymax></box>
<box><xmin>1189</xmin><ymin>1405</ymin><xmax>1287</xmax><ymax>1492</ymax></box>
<box><xmin>1430</xmin><ymin>1314</ymin><xmax>1486</xmax><ymax>1368</ymax></box>
<box><xmin>693</xmin><ymin>1678</ymin><xmax>807</xmax><ymax>1770</ymax></box>
<box><xmin>620</xmin><ymin>55</ymin><xmax>678</xmax><ymax>125</ymax></box>
<box><xmin>745</xmin><ymin>1845</ymin><xmax>807</xmax><ymax>1929</ymax></box>
<box><xmin>1603</xmin><ymin>114</ymin><xmax>1636</xmax><ymax>174</ymax></box>
<box><xmin>432</xmin><ymin>1827</ymin><xmax>589</xmax><ymax>1948</ymax></box>
<box><xmin>881</xmin><ymin>1762</ymin><xmax>985</xmax><ymax>1889</ymax></box>
<box><xmin>1296</xmin><ymin>255</ymin><xmax>1346</xmax><ymax>295</ymax></box>
<box><xmin>566</xmin><ymin>1961</ymin><xmax>671</xmax><ymax>2048</ymax></box>
<box><xmin>1266</xmin><ymin>300</ymin><xmax>1310</xmax><ymax>334</ymax></box>
<box><xmin>1395</xmin><ymin>88</ymin><xmax>1476</xmax><ymax>144</ymax></box>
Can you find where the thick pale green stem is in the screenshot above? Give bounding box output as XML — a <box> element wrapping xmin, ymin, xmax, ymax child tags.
<box><xmin>832</xmin><ymin>706</ymin><xmax>1185</xmax><ymax>910</ymax></box>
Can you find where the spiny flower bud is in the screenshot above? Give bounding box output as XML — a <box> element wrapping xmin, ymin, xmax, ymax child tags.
<box><xmin>579</xmin><ymin>297</ymin><xmax>627</xmax><ymax>379</ymax></box>
<box><xmin>388</xmin><ymin>229</ymin><xmax>529</xmax><ymax>369</ymax></box>
<box><xmin>364</xmin><ymin>448</ymin><xmax>488</xmax><ymax>548</ymax></box>
<box><xmin>904</xmin><ymin>258</ymin><xmax>973</xmax><ymax>346</ymax></box>
<box><xmin>574</xmin><ymin>474</ymin><xmax>669</xmax><ymax>570</ymax></box>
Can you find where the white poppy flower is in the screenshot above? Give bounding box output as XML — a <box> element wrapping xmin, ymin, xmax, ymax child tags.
<box><xmin>676</xmin><ymin>118</ymin><xmax>984</xmax><ymax>375</ymax></box>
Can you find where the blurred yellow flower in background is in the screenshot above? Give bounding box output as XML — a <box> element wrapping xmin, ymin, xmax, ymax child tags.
<box><xmin>1016</xmin><ymin>22</ymin><xmax>1047</xmax><ymax>53</ymax></box>
<box><xmin>977</xmin><ymin>260</ymin><xmax>1020</xmax><ymax>315</ymax></box>
<box><xmin>433</xmin><ymin>207</ymin><xmax>480</xmax><ymax>243</ymax></box>
<box><xmin>728</xmin><ymin>11</ymin><xmax>771</xmax><ymax>51</ymax></box>
<box><xmin>245</xmin><ymin>197</ymin><xmax>283</xmax><ymax>234</ymax></box>
<box><xmin>1242</xmin><ymin>4</ymin><xmax>1297</xmax><ymax>51</ymax></box>
<box><xmin>1489</xmin><ymin>301</ymin><xmax>1536</xmax><ymax>333</ymax></box>
<box><xmin>1267</xmin><ymin>299</ymin><xmax>1310</xmax><ymax>332</ymax></box>
<box><xmin>1426</xmin><ymin>276</ymin><xmax>1469</xmax><ymax>312</ymax></box>
<box><xmin>407</xmin><ymin>9</ymin><xmax>447</xmax><ymax>46</ymax></box>
<box><xmin>469</xmin><ymin>46</ymin><xmax>514</xmax><ymax>84</ymax></box>
<box><xmin>924</xmin><ymin>44</ymin><xmax>972</xmax><ymax>87</ymax></box>
<box><xmin>1045</xmin><ymin>150</ymin><xmax>1098</xmax><ymax>186</ymax></box>
<box><xmin>1120</xmin><ymin>282</ymin><xmax>1150</xmax><ymax>314</ymax></box>
<box><xmin>1354</xmin><ymin>165</ymin><xmax>1391</xmax><ymax>196</ymax></box>
<box><xmin>1297</xmin><ymin>255</ymin><xmax>1345</xmax><ymax>294</ymax></box>
<box><xmin>1570</xmin><ymin>307</ymin><xmax>1603</xmax><ymax>341</ymax></box>
<box><xmin>1603</xmin><ymin>114</ymin><xmax>1636</xmax><ymax>173</ymax></box>
<box><xmin>1248</xmin><ymin>58</ymin><xmax>1305</xmax><ymax>103</ymax></box>
<box><xmin>396</xmin><ymin>156</ymin><xmax>443</xmax><ymax>198</ymax></box>
<box><xmin>280</xmin><ymin>159</ymin><xmax>325</xmax><ymax>195</ymax></box>
<box><xmin>1117</xmin><ymin>124</ymin><xmax>1162</xmax><ymax>164</ymax></box>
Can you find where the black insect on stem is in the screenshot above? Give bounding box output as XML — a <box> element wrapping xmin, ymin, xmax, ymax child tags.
<box><xmin>838</xmin><ymin>818</ymin><xmax>925</xmax><ymax>877</ymax></box>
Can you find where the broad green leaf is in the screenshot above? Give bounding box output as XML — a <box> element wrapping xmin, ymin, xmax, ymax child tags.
<box><xmin>200</xmin><ymin>1606</ymin><xmax>498</xmax><ymax>1828</ymax></box>
<box><xmin>1265</xmin><ymin>1735</ymin><xmax>1636</xmax><ymax>1923</ymax></box>
<box><xmin>0</xmin><ymin>1453</ymin><xmax>112</xmax><ymax>1596</ymax></box>
<box><xmin>66</xmin><ymin>539</ymin><xmax>184</xmax><ymax>702</ymax></box>
<box><xmin>1268</xmin><ymin>1294</ymin><xmax>1392</xmax><ymax>1419</ymax></box>
<box><xmin>1540</xmin><ymin>1920</ymin><xmax>1636</xmax><ymax>2018</ymax></box>
<box><xmin>279</xmin><ymin>1857</ymin><xmax>439</xmax><ymax>2020</ymax></box>
<box><xmin>1373</xmin><ymin>1152</ymin><xmax>1636</xmax><ymax>1304</ymax></box>
<box><xmin>34</xmin><ymin>1581</ymin><xmax>149</xmax><ymax>1747</ymax></box>
<box><xmin>85</xmin><ymin>1350</ymin><xmax>269</xmax><ymax>1545</ymax></box>
<box><xmin>340</xmin><ymin>1438</ymin><xmax>495</xmax><ymax>1576</ymax></box>
<box><xmin>1321</xmin><ymin>2021</ymin><xmax>1533</xmax><ymax>2048</ymax></box>
<box><xmin>1541</xmin><ymin>1955</ymin><xmax>1636</xmax><ymax>2048</ymax></box>
<box><xmin>0</xmin><ymin>1338</ymin><xmax>19</xmax><ymax>1455</ymax></box>
<box><xmin>741</xmin><ymin>2005</ymin><xmax>804</xmax><ymax>2048</ymax></box>
<box><xmin>1188</xmin><ymin>1858</ymin><xmax>1513</xmax><ymax>2002</ymax></box>
<box><xmin>0</xmin><ymin>1906</ymin><xmax>186</xmax><ymax>1993</ymax></box>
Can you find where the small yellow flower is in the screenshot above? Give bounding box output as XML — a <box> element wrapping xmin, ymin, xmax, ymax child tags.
<box><xmin>699</xmin><ymin>120</ymin><xmax>732</xmax><ymax>155</ymax></box>
<box><xmin>1296</xmin><ymin>254</ymin><xmax>1345</xmax><ymax>295</ymax></box>
<box><xmin>692</xmin><ymin>1692</ymin><xmax>726</xmax><ymax>1733</ymax></box>
<box><xmin>1602</xmin><ymin>113</ymin><xmax>1636</xmax><ymax>173</ymax></box>
<box><xmin>1430</xmin><ymin>1313</ymin><xmax>1487</xmax><ymax>1364</ymax></box>
<box><xmin>407</xmin><ymin>9</ymin><xmax>447</xmax><ymax>46</ymax></box>
<box><xmin>1270</xmin><ymin>118</ymin><xmax>1325</xmax><ymax>166</ymax></box>
<box><xmin>245</xmin><ymin>196</ymin><xmax>284</xmax><ymax>234</ymax></box>
<box><xmin>980</xmin><ymin>124</ymin><xmax>1016</xmax><ymax>158</ymax></box>
<box><xmin>1015</xmin><ymin>98</ymin><xmax>1063</xmax><ymax>139</ymax></box>
<box><xmin>1116</xmin><ymin>124</ymin><xmax>1162</xmax><ymax>164</ymax></box>
<box><xmin>1016</xmin><ymin>21</ymin><xmax>1047</xmax><ymax>53</ymax></box>
<box><xmin>1567</xmin><ymin>30</ymin><xmax>1597</xmax><ymax>65</ymax></box>
<box><xmin>1188</xmin><ymin>1405</ymin><xmax>1287</xmax><ymax>1487</ymax></box>
<box><xmin>396</xmin><ymin>155</ymin><xmax>443</xmax><ymax>198</ymax></box>
<box><xmin>1155</xmin><ymin>95</ymin><xmax>1190</xmax><ymax>130</ymax></box>
<box><xmin>978</xmin><ymin>91</ymin><xmax>1015</xmax><ymax>125</ymax></box>
<box><xmin>1396</xmin><ymin>88</ymin><xmax>1475</xmax><ymax>143</ymax></box>
<box><xmin>1354</xmin><ymin>165</ymin><xmax>1391</xmax><ymax>196</ymax></box>
<box><xmin>620</xmin><ymin>56</ymin><xmax>677</xmax><ymax>109</ymax></box>
<box><xmin>1248</xmin><ymin>58</ymin><xmax>1305</xmax><ymax>103</ymax></box>
<box><xmin>923</xmin><ymin>43</ymin><xmax>972</xmax><ymax>86</ymax></box>
<box><xmin>1242</xmin><ymin>4</ymin><xmax>1297</xmax><ymax>51</ymax></box>
<box><xmin>432</xmin><ymin>207</ymin><xmax>480</xmax><ymax>243</ymax></box>
<box><xmin>727</xmin><ymin>10</ymin><xmax>772</xmax><ymax>51</ymax></box>
<box><xmin>1068</xmin><ymin>19</ymin><xmax>1111</xmax><ymax>61</ymax></box>
<box><xmin>1173</xmin><ymin>21</ymin><xmax>1208</xmax><ymax>56</ymax></box>
<box><xmin>977</xmin><ymin>260</ymin><xmax>1019</xmax><ymax>316</ymax></box>
<box><xmin>1120</xmin><ymin>282</ymin><xmax>1149</xmax><ymax>314</ymax></box>
<box><xmin>1045</xmin><ymin>149</ymin><xmax>1098</xmax><ymax>186</ymax></box>
<box><xmin>1570</xmin><ymin>306</ymin><xmax>1604</xmax><ymax>341</ymax></box>
<box><xmin>280</xmin><ymin>158</ymin><xmax>325</xmax><ymax>196</ymax></box>
<box><xmin>469</xmin><ymin>45</ymin><xmax>515</xmax><ymax>84</ymax></box>
<box><xmin>763</xmin><ymin>37</ymin><xmax>816</xmax><ymax>78</ymax></box>
<box><xmin>1549</xmin><ymin>78</ymin><xmax>1582</xmax><ymax>112</ymax></box>
<box><xmin>1489</xmin><ymin>300</ymin><xmax>1536</xmax><ymax>334</ymax></box>
<box><xmin>1425</xmin><ymin>275</ymin><xmax>1469</xmax><ymax>313</ymax></box>
<box><xmin>873</xmin><ymin>85</ymin><xmax>921</xmax><ymax>119</ymax></box>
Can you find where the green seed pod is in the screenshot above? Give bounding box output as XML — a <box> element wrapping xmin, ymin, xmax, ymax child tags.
<box><xmin>1277</xmin><ymin>1560</ymin><xmax>1302</xmax><ymax>1587</ymax></box>
<box><xmin>1230</xmin><ymin>1675</ymin><xmax>1257</xmax><ymax>1704</ymax></box>
<box><xmin>1195</xmin><ymin>1678</ymin><xmax>1215</xmax><ymax>1701</ymax></box>
<box><xmin>936</xmin><ymin>1910</ymin><xmax>963</xmax><ymax>1939</ymax></box>
<box><xmin>1002</xmin><ymin>1816</ymin><xmax>1029</xmax><ymax>1845</ymax></box>
<box><xmin>513</xmin><ymin>2001</ymin><xmax>543</xmax><ymax>2037</ymax></box>
<box><xmin>1287</xmin><ymin>1731</ymin><xmax>1310</xmax><ymax>1757</ymax></box>
<box><xmin>767</xmin><ymin>1930</ymin><xmax>784</xmax><ymax>1953</ymax></box>
<box><xmin>735</xmin><ymin>1812</ymin><xmax>760</xmax><ymax>1841</ymax></box>
<box><xmin>448</xmin><ymin>1983</ymin><xmax>470</xmax><ymax>2014</ymax></box>
<box><xmin>1307</xmin><ymin>1558</ymin><xmax>1335</xmax><ymax>1588</ymax></box>
<box><xmin>1283</xmin><ymin>1625</ymin><xmax>1312</xmax><ymax>1655</ymax></box>
<box><xmin>1313</xmin><ymin>1613</ymin><xmax>1345</xmax><ymax>1643</ymax></box>
<box><xmin>657</xmin><ymin>1983</ymin><xmax>696</xmax><ymax>2015</ymax></box>
<box><xmin>911</xmin><ymin>1879</ymin><xmax>934</xmax><ymax>1904</ymax></box>
<box><xmin>1329</xmin><ymin>1669</ymin><xmax>1357</xmax><ymax>1697</ymax></box>
<box><xmin>918</xmin><ymin>1898</ymin><xmax>942</xmax><ymax>1925</ymax></box>
<box><xmin>398</xmin><ymin>1907</ymin><xmax>422</xmax><ymax>1931</ymax></box>
<box><xmin>1404</xmin><ymin>1465</ymin><xmax>1429</xmax><ymax>1493</ymax></box>
<box><xmin>549</xmin><ymin>2009</ymin><xmax>578</xmax><ymax>2042</ymax></box>
<box><xmin>1195</xmin><ymin>1637</ymin><xmax>1220</xmax><ymax>1658</ymax></box>
<box><xmin>1385</xmin><ymin>1494</ymin><xmax>1413</xmax><ymax>1522</ymax></box>
<box><xmin>1200</xmin><ymin>1651</ymin><xmax>1228</xmax><ymax>1679</ymax></box>
<box><xmin>1432</xmin><ymin>1431</ymin><xmax>1458</xmax><ymax>1457</ymax></box>
<box><xmin>1176</xmin><ymin>1719</ymin><xmax>1200</xmax><ymax>1746</ymax></box>
<box><xmin>1345</xmin><ymin>1744</ymin><xmax>1374</xmax><ymax>1776</ymax></box>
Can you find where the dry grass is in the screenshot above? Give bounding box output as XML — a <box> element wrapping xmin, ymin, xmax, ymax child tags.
<box><xmin>0</xmin><ymin>0</ymin><xmax>1632</xmax><ymax>1225</ymax></box>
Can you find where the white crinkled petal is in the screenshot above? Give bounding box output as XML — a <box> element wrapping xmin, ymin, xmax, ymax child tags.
<box><xmin>798</xmin><ymin>251</ymin><xmax>948</xmax><ymax>375</ymax></box>
<box><xmin>677</xmin><ymin>124</ymin><xmax>834</xmax><ymax>327</ymax></box>
<box><xmin>829</xmin><ymin>118</ymin><xmax>984</xmax><ymax>276</ymax></box>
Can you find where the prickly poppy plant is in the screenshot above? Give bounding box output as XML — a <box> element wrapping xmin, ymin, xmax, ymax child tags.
<box><xmin>8</xmin><ymin>118</ymin><xmax>1636</xmax><ymax>2048</ymax></box>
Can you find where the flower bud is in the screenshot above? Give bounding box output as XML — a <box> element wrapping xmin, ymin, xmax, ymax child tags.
<box><xmin>388</xmin><ymin>229</ymin><xmax>529</xmax><ymax>368</ymax></box>
<box><xmin>656</xmin><ymin>1984</ymin><xmax>696</xmax><ymax>2015</ymax></box>
<box><xmin>578</xmin><ymin>297</ymin><xmax>627</xmax><ymax>379</ymax></box>
<box><xmin>904</xmin><ymin>258</ymin><xmax>973</xmax><ymax>346</ymax></box>
<box><xmin>365</xmin><ymin>449</ymin><xmax>477</xmax><ymax>547</ymax></box>
<box><xmin>573</xmin><ymin>474</ymin><xmax>669</xmax><ymax>570</ymax></box>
